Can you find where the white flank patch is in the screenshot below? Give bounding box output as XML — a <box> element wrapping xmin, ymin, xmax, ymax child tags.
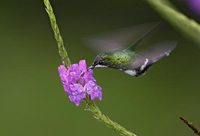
<box><xmin>95</xmin><ymin>64</ymin><xmax>108</xmax><ymax>68</ymax></box>
<box><xmin>140</xmin><ymin>58</ymin><xmax>149</xmax><ymax>71</ymax></box>
<box><xmin>165</xmin><ymin>51</ymin><xmax>170</xmax><ymax>56</ymax></box>
<box><xmin>124</xmin><ymin>70</ymin><xmax>137</xmax><ymax>76</ymax></box>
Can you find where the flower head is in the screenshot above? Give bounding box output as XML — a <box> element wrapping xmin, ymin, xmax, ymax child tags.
<box><xmin>58</xmin><ymin>60</ymin><xmax>102</xmax><ymax>106</ymax></box>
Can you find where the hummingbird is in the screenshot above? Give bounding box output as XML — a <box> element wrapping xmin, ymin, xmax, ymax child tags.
<box><xmin>85</xmin><ymin>23</ymin><xmax>177</xmax><ymax>77</ymax></box>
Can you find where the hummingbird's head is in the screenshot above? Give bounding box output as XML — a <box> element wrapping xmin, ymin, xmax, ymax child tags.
<box><xmin>90</xmin><ymin>53</ymin><xmax>109</xmax><ymax>69</ymax></box>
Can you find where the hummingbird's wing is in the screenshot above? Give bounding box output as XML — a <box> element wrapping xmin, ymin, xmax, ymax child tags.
<box><xmin>83</xmin><ymin>22</ymin><xmax>159</xmax><ymax>53</ymax></box>
<box><xmin>131</xmin><ymin>41</ymin><xmax>177</xmax><ymax>75</ymax></box>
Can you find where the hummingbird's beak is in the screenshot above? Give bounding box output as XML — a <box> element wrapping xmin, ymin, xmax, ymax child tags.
<box><xmin>88</xmin><ymin>65</ymin><xmax>95</xmax><ymax>69</ymax></box>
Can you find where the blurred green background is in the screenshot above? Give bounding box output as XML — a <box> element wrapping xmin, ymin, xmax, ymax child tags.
<box><xmin>0</xmin><ymin>0</ymin><xmax>200</xmax><ymax>136</ymax></box>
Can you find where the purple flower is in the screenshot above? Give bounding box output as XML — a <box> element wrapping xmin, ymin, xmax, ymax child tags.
<box><xmin>187</xmin><ymin>0</ymin><xmax>200</xmax><ymax>15</ymax></box>
<box><xmin>58</xmin><ymin>60</ymin><xmax>102</xmax><ymax>106</ymax></box>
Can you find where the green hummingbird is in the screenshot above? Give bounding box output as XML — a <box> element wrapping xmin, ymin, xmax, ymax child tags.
<box><xmin>86</xmin><ymin>23</ymin><xmax>177</xmax><ymax>77</ymax></box>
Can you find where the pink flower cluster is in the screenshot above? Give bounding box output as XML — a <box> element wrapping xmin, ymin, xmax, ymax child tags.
<box><xmin>58</xmin><ymin>60</ymin><xmax>102</xmax><ymax>106</ymax></box>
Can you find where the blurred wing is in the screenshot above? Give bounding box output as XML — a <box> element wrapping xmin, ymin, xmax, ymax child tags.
<box><xmin>83</xmin><ymin>22</ymin><xmax>159</xmax><ymax>53</ymax></box>
<box><xmin>132</xmin><ymin>41</ymin><xmax>177</xmax><ymax>69</ymax></box>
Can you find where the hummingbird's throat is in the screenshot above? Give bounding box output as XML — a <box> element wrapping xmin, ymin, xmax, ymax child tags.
<box><xmin>88</xmin><ymin>64</ymin><xmax>107</xmax><ymax>70</ymax></box>
<box><xmin>94</xmin><ymin>64</ymin><xmax>108</xmax><ymax>68</ymax></box>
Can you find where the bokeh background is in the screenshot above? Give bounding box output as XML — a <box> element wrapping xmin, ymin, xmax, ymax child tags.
<box><xmin>0</xmin><ymin>0</ymin><xmax>200</xmax><ymax>136</ymax></box>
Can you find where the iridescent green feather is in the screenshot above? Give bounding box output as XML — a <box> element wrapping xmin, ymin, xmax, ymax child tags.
<box><xmin>103</xmin><ymin>50</ymin><xmax>135</xmax><ymax>68</ymax></box>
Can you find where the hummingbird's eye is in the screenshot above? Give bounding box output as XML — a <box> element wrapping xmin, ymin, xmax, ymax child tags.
<box><xmin>99</xmin><ymin>61</ymin><xmax>104</xmax><ymax>65</ymax></box>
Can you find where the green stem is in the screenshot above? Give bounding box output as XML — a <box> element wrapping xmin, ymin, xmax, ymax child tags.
<box><xmin>145</xmin><ymin>0</ymin><xmax>200</xmax><ymax>48</ymax></box>
<box><xmin>86</xmin><ymin>100</ymin><xmax>137</xmax><ymax>136</ymax></box>
<box><xmin>43</xmin><ymin>0</ymin><xmax>71</xmax><ymax>66</ymax></box>
<box><xmin>43</xmin><ymin>0</ymin><xmax>137</xmax><ymax>135</ymax></box>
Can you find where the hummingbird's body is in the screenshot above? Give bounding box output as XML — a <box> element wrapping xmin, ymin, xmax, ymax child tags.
<box><xmin>94</xmin><ymin>50</ymin><xmax>143</xmax><ymax>76</ymax></box>
<box><xmin>92</xmin><ymin>44</ymin><xmax>175</xmax><ymax>77</ymax></box>
<box><xmin>95</xmin><ymin>50</ymin><xmax>134</xmax><ymax>69</ymax></box>
<box><xmin>86</xmin><ymin>23</ymin><xmax>177</xmax><ymax>77</ymax></box>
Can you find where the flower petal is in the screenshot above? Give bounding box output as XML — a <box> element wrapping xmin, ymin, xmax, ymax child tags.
<box><xmin>79</xmin><ymin>60</ymin><xmax>87</xmax><ymax>73</ymax></box>
<box><xmin>67</xmin><ymin>64</ymin><xmax>81</xmax><ymax>83</ymax></box>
